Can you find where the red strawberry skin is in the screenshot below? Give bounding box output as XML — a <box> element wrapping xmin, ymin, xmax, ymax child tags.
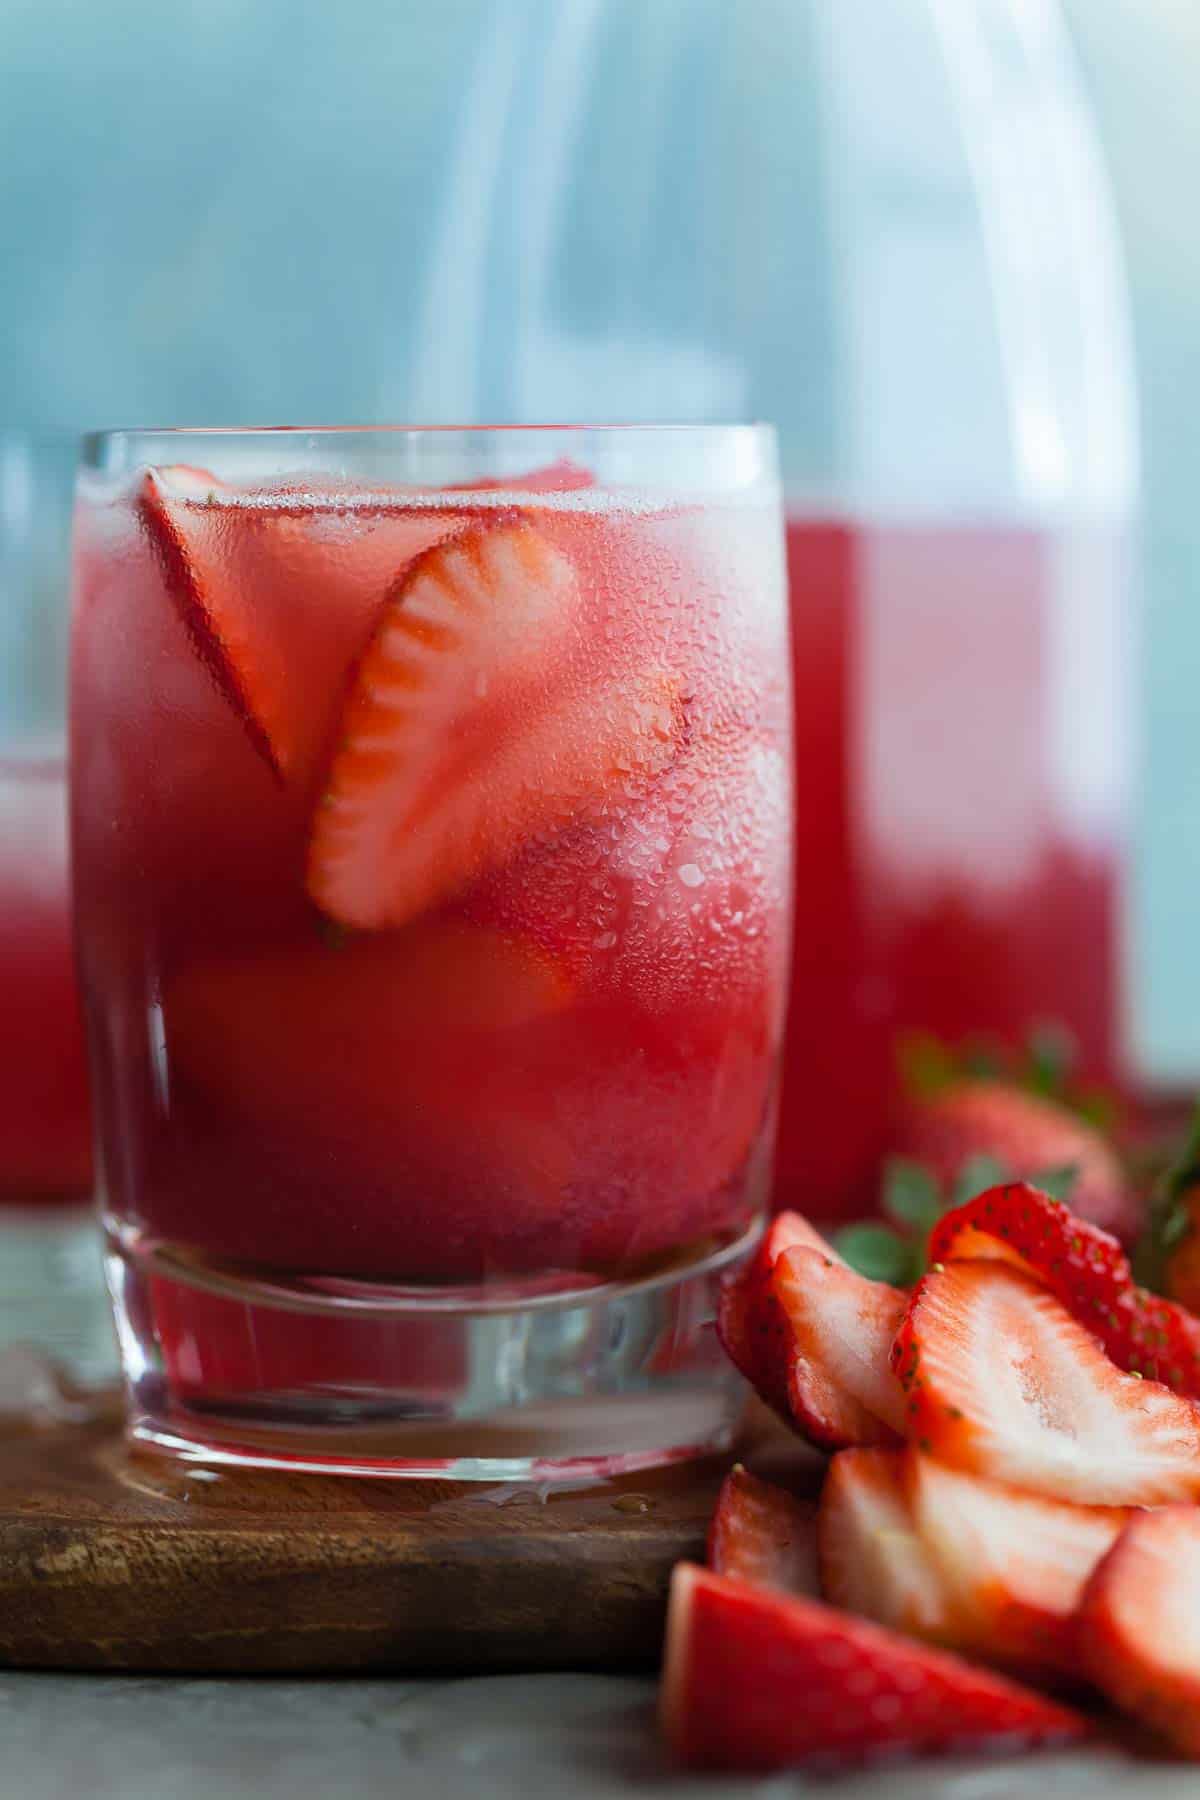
<box><xmin>931</xmin><ymin>1182</ymin><xmax>1200</xmax><ymax>1397</ymax></box>
<box><xmin>772</xmin><ymin>1246</ymin><xmax>906</xmax><ymax>1448</ymax></box>
<box><xmin>660</xmin><ymin>1564</ymin><xmax>1087</xmax><ymax>1772</ymax></box>
<box><xmin>1079</xmin><ymin>1506</ymin><xmax>1200</xmax><ymax>1757</ymax></box>
<box><xmin>895</xmin><ymin>1079</ymin><xmax>1138</xmax><ymax>1240</ymax></box>
<box><xmin>715</xmin><ymin>1213</ymin><xmax>833</xmax><ymax>1418</ymax></box>
<box><xmin>707</xmin><ymin>1465</ymin><xmax>818</xmax><ymax>1595</ymax></box>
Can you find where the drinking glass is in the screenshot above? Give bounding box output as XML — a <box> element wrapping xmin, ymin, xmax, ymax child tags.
<box><xmin>0</xmin><ymin>432</ymin><xmax>111</xmax><ymax>1379</ymax></box>
<box><xmin>70</xmin><ymin>423</ymin><xmax>792</xmax><ymax>1477</ymax></box>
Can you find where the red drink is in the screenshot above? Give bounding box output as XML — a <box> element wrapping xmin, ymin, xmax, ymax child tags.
<box><xmin>70</xmin><ymin>428</ymin><xmax>790</xmax><ymax>1475</ymax></box>
<box><xmin>0</xmin><ymin>757</ymin><xmax>91</xmax><ymax>1202</ymax></box>
<box><xmin>777</xmin><ymin>515</ymin><xmax>1128</xmax><ymax>1216</ymax></box>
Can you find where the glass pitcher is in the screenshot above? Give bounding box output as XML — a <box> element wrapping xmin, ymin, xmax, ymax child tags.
<box><xmin>417</xmin><ymin>0</ymin><xmax>1139</xmax><ymax>1218</ymax></box>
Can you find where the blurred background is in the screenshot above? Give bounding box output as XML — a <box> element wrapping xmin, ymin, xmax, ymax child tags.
<box><xmin>0</xmin><ymin>0</ymin><xmax>1195</xmax><ymax>1091</ymax></box>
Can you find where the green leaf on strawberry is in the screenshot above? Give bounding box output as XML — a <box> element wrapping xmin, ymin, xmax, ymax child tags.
<box><xmin>832</xmin><ymin>1223</ymin><xmax>921</xmax><ymax>1288</ymax></box>
<box><xmin>880</xmin><ymin>1159</ymin><xmax>942</xmax><ymax>1233</ymax></box>
<box><xmin>836</xmin><ymin>1154</ymin><xmax>1079</xmax><ymax>1288</ymax></box>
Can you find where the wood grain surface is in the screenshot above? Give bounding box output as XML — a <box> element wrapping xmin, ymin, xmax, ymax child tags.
<box><xmin>0</xmin><ymin>1397</ymin><xmax>820</xmax><ymax>1675</ymax></box>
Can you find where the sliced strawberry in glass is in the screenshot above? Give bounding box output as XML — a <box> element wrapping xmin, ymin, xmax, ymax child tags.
<box><xmin>136</xmin><ymin>465</ymin><xmax>461</xmax><ymax>784</ymax></box>
<box><xmin>306</xmin><ymin>515</ymin><xmax>683</xmax><ymax>931</ymax></box>
<box><xmin>137</xmin><ymin>466</ymin><xmax>284</xmax><ymax>778</ymax></box>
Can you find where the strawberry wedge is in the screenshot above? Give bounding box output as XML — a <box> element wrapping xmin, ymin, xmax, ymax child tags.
<box><xmin>660</xmin><ymin>1565</ymin><xmax>1086</xmax><ymax>1772</ymax></box>
<box><xmin>817</xmin><ymin>1448</ymin><xmax>950</xmax><ymax>1639</ymax></box>
<box><xmin>306</xmin><ymin>517</ymin><xmax>682</xmax><ymax>930</ymax></box>
<box><xmin>715</xmin><ymin>1212</ymin><xmax>833</xmax><ymax>1417</ymax></box>
<box><xmin>906</xmin><ymin>1453</ymin><xmax>1128</xmax><ymax>1682</ymax></box>
<box><xmin>771</xmin><ymin>1245</ymin><xmax>907</xmax><ymax>1447</ymax></box>
<box><xmin>892</xmin><ymin>1261</ymin><xmax>1200</xmax><ymax>1504</ymax></box>
<box><xmin>931</xmin><ymin>1183</ymin><xmax>1200</xmax><ymax>1397</ymax></box>
<box><xmin>137</xmin><ymin>467</ymin><xmax>283</xmax><ymax>778</ymax></box>
<box><xmin>707</xmin><ymin>1465</ymin><xmax>818</xmax><ymax>1595</ymax></box>
<box><xmin>1079</xmin><ymin>1506</ymin><xmax>1200</xmax><ymax>1757</ymax></box>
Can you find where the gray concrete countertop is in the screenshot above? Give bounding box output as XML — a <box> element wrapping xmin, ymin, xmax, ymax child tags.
<box><xmin>2</xmin><ymin>1671</ymin><xmax>1196</xmax><ymax>1800</ymax></box>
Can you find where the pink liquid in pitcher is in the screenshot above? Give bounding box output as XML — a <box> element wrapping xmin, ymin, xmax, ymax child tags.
<box><xmin>775</xmin><ymin>517</ymin><xmax>1126</xmax><ymax>1218</ymax></box>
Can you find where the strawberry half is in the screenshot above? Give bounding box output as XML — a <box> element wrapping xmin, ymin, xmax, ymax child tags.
<box><xmin>707</xmin><ymin>1465</ymin><xmax>818</xmax><ymax>1596</ymax></box>
<box><xmin>894</xmin><ymin>1077</ymin><xmax>1136</xmax><ymax>1240</ymax></box>
<box><xmin>306</xmin><ymin>516</ymin><xmax>682</xmax><ymax>930</ymax></box>
<box><xmin>1079</xmin><ymin>1506</ymin><xmax>1200</xmax><ymax>1757</ymax></box>
<box><xmin>771</xmin><ymin>1245</ymin><xmax>907</xmax><ymax>1447</ymax></box>
<box><xmin>715</xmin><ymin>1212</ymin><xmax>833</xmax><ymax>1417</ymax></box>
<box><xmin>930</xmin><ymin>1182</ymin><xmax>1200</xmax><ymax>1395</ymax></box>
<box><xmin>892</xmin><ymin>1261</ymin><xmax>1200</xmax><ymax>1505</ymax></box>
<box><xmin>817</xmin><ymin>1448</ymin><xmax>950</xmax><ymax>1640</ymax></box>
<box><xmin>660</xmin><ymin>1564</ymin><xmax>1086</xmax><ymax>1772</ymax></box>
<box><xmin>906</xmin><ymin>1452</ymin><xmax>1128</xmax><ymax>1682</ymax></box>
<box><xmin>137</xmin><ymin>466</ymin><xmax>283</xmax><ymax>778</ymax></box>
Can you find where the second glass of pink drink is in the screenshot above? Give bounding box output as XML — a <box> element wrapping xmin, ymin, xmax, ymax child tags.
<box><xmin>71</xmin><ymin>424</ymin><xmax>791</xmax><ymax>1476</ymax></box>
<box><xmin>0</xmin><ymin>434</ymin><xmax>106</xmax><ymax>1377</ymax></box>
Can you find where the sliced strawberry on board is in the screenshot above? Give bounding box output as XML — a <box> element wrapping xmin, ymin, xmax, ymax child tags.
<box><xmin>707</xmin><ymin>1464</ymin><xmax>818</xmax><ymax>1595</ymax></box>
<box><xmin>892</xmin><ymin>1261</ymin><xmax>1200</xmax><ymax>1504</ymax></box>
<box><xmin>905</xmin><ymin>1452</ymin><xmax>1128</xmax><ymax>1682</ymax></box>
<box><xmin>929</xmin><ymin>1182</ymin><xmax>1200</xmax><ymax>1396</ymax></box>
<box><xmin>1079</xmin><ymin>1506</ymin><xmax>1200</xmax><ymax>1757</ymax></box>
<box><xmin>660</xmin><ymin>1564</ymin><xmax>1087</xmax><ymax>1772</ymax></box>
<box><xmin>715</xmin><ymin>1212</ymin><xmax>834</xmax><ymax>1416</ymax></box>
<box><xmin>137</xmin><ymin>466</ymin><xmax>283</xmax><ymax>779</ymax></box>
<box><xmin>306</xmin><ymin>516</ymin><xmax>682</xmax><ymax>931</ymax></box>
<box><xmin>817</xmin><ymin>1448</ymin><xmax>950</xmax><ymax>1639</ymax></box>
<box><xmin>771</xmin><ymin>1245</ymin><xmax>907</xmax><ymax>1447</ymax></box>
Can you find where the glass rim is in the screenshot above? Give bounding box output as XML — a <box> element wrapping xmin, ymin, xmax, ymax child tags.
<box><xmin>79</xmin><ymin>422</ymin><xmax>780</xmax><ymax>497</ymax></box>
<box><xmin>83</xmin><ymin>421</ymin><xmax>775</xmax><ymax>450</ymax></box>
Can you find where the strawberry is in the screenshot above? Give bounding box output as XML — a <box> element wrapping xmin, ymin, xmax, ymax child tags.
<box><xmin>1078</xmin><ymin>1506</ymin><xmax>1200</xmax><ymax>1757</ymax></box>
<box><xmin>905</xmin><ymin>1452</ymin><xmax>1128</xmax><ymax>1682</ymax></box>
<box><xmin>660</xmin><ymin>1564</ymin><xmax>1086</xmax><ymax>1771</ymax></box>
<box><xmin>930</xmin><ymin>1182</ymin><xmax>1200</xmax><ymax>1395</ymax></box>
<box><xmin>894</xmin><ymin>1077</ymin><xmax>1137</xmax><ymax>1240</ymax></box>
<box><xmin>137</xmin><ymin>466</ymin><xmax>283</xmax><ymax>779</ymax></box>
<box><xmin>707</xmin><ymin>1464</ymin><xmax>818</xmax><ymax>1595</ymax></box>
<box><xmin>306</xmin><ymin>516</ymin><xmax>682</xmax><ymax>931</ymax></box>
<box><xmin>771</xmin><ymin>1245</ymin><xmax>907</xmax><ymax>1447</ymax></box>
<box><xmin>817</xmin><ymin>1448</ymin><xmax>950</xmax><ymax>1639</ymax></box>
<box><xmin>136</xmin><ymin>466</ymin><xmax>460</xmax><ymax>784</ymax></box>
<box><xmin>715</xmin><ymin>1212</ymin><xmax>834</xmax><ymax>1417</ymax></box>
<box><xmin>891</xmin><ymin>1261</ymin><xmax>1200</xmax><ymax>1504</ymax></box>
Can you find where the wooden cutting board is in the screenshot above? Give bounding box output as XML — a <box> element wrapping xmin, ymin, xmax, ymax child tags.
<box><xmin>0</xmin><ymin>1394</ymin><xmax>820</xmax><ymax>1675</ymax></box>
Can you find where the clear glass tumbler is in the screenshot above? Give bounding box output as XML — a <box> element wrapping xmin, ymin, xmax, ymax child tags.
<box><xmin>0</xmin><ymin>433</ymin><xmax>111</xmax><ymax>1381</ymax></box>
<box><xmin>70</xmin><ymin>424</ymin><xmax>792</xmax><ymax>1478</ymax></box>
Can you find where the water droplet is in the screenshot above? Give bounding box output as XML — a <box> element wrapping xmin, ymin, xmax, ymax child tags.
<box><xmin>678</xmin><ymin>863</ymin><xmax>705</xmax><ymax>889</ymax></box>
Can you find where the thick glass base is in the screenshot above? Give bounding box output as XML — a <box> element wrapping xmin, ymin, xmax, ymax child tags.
<box><xmin>0</xmin><ymin>1203</ymin><xmax>115</xmax><ymax>1383</ymax></box>
<box><xmin>106</xmin><ymin>1221</ymin><xmax>757</xmax><ymax>1480</ymax></box>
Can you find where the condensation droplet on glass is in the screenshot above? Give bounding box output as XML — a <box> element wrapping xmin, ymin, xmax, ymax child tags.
<box><xmin>677</xmin><ymin>863</ymin><xmax>705</xmax><ymax>889</ymax></box>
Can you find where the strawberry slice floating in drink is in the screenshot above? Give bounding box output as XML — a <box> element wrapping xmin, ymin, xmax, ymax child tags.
<box><xmin>136</xmin><ymin>465</ymin><xmax>462</xmax><ymax>785</ymax></box>
<box><xmin>306</xmin><ymin>516</ymin><xmax>683</xmax><ymax>931</ymax></box>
